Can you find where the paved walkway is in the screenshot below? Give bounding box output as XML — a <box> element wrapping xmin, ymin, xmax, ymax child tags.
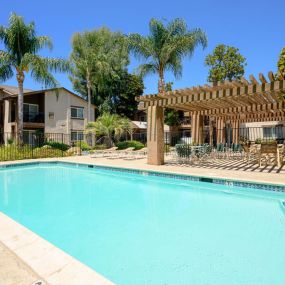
<box><xmin>0</xmin><ymin>241</ymin><xmax>41</xmax><ymax>285</ymax></box>
<box><xmin>59</xmin><ymin>155</ymin><xmax>285</xmax><ymax>185</ymax></box>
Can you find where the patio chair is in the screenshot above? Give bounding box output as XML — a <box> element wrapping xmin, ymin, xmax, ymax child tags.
<box><xmin>259</xmin><ymin>142</ymin><xmax>281</xmax><ymax>167</ymax></box>
<box><xmin>215</xmin><ymin>143</ymin><xmax>226</xmax><ymax>158</ymax></box>
<box><xmin>123</xmin><ymin>147</ymin><xmax>148</xmax><ymax>160</ymax></box>
<box><xmin>242</xmin><ymin>143</ymin><xmax>258</xmax><ymax>164</ymax></box>
<box><xmin>230</xmin><ymin>143</ymin><xmax>243</xmax><ymax>159</ymax></box>
<box><xmin>109</xmin><ymin>147</ymin><xmax>135</xmax><ymax>159</ymax></box>
<box><xmin>92</xmin><ymin>146</ymin><xmax>118</xmax><ymax>158</ymax></box>
<box><xmin>175</xmin><ymin>144</ymin><xmax>192</xmax><ymax>163</ymax></box>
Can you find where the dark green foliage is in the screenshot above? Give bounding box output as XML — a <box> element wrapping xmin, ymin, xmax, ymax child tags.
<box><xmin>114</xmin><ymin>73</ymin><xmax>144</xmax><ymax>118</ymax></box>
<box><xmin>277</xmin><ymin>47</ymin><xmax>285</xmax><ymax>79</ymax></box>
<box><xmin>164</xmin><ymin>108</ymin><xmax>180</xmax><ymax>126</ymax></box>
<box><xmin>163</xmin><ymin>82</ymin><xmax>182</xmax><ymax>126</ymax></box>
<box><xmin>44</xmin><ymin>141</ymin><xmax>69</xmax><ymax>151</ymax></box>
<box><xmin>205</xmin><ymin>44</ymin><xmax>246</xmax><ymax>83</ymax></box>
<box><xmin>116</xmin><ymin>140</ymin><xmax>144</xmax><ymax>150</ymax></box>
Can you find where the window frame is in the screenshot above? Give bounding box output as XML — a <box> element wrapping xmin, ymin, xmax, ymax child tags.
<box><xmin>71</xmin><ymin>131</ymin><xmax>84</xmax><ymax>141</ymax></box>
<box><xmin>71</xmin><ymin>106</ymin><xmax>84</xmax><ymax>119</ymax></box>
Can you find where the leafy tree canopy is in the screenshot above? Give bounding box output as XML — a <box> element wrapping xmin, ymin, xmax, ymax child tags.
<box><xmin>70</xmin><ymin>27</ymin><xmax>130</xmax><ymax>114</ymax></box>
<box><xmin>205</xmin><ymin>44</ymin><xmax>246</xmax><ymax>83</ymax></box>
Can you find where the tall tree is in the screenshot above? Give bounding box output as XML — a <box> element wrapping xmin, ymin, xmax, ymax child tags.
<box><xmin>0</xmin><ymin>13</ymin><xmax>69</xmax><ymax>142</ymax></box>
<box><xmin>70</xmin><ymin>27</ymin><xmax>129</xmax><ymax>120</ymax></box>
<box><xmin>129</xmin><ymin>18</ymin><xmax>207</xmax><ymax>93</ymax></box>
<box><xmin>277</xmin><ymin>47</ymin><xmax>285</xmax><ymax>79</ymax></box>
<box><xmin>109</xmin><ymin>72</ymin><xmax>144</xmax><ymax>118</ymax></box>
<box><xmin>205</xmin><ymin>44</ymin><xmax>246</xmax><ymax>83</ymax></box>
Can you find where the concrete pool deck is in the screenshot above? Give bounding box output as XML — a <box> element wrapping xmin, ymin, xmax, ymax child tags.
<box><xmin>0</xmin><ymin>155</ymin><xmax>284</xmax><ymax>284</ymax></box>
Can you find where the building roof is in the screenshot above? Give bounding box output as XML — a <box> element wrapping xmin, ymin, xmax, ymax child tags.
<box><xmin>132</xmin><ymin>120</ymin><xmax>170</xmax><ymax>131</ymax></box>
<box><xmin>0</xmin><ymin>85</ymin><xmax>96</xmax><ymax>108</ymax></box>
<box><xmin>0</xmin><ymin>85</ymin><xmax>33</xmax><ymax>95</ymax></box>
<box><xmin>131</xmin><ymin>121</ymin><xmax>147</xmax><ymax>129</ymax></box>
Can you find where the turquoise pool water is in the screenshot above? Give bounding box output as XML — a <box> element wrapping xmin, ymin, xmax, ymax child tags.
<box><xmin>0</xmin><ymin>163</ymin><xmax>285</xmax><ymax>285</ymax></box>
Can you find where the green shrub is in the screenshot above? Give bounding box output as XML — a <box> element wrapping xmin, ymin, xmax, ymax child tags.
<box><xmin>75</xmin><ymin>141</ymin><xmax>91</xmax><ymax>151</ymax></box>
<box><xmin>116</xmin><ymin>140</ymin><xmax>144</xmax><ymax>150</ymax></box>
<box><xmin>44</xmin><ymin>141</ymin><xmax>69</xmax><ymax>151</ymax></box>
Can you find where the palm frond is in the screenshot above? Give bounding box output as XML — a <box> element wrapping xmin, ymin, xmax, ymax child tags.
<box><xmin>33</xmin><ymin>36</ymin><xmax>53</xmax><ymax>51</ymax></box>
<box><xmin>0</xmin><ymin>64</ymin><xmax>13</xmax><ymax>82</ymax></box>
<box><xmin>128</xmin><ymin>34</ymin><xmax>153</xmax><ymax>60</ymax></box>
<box><xmin>137</xmin><ymin>63</ymin><xmax>157</xmax><ymax>78</ymax></box>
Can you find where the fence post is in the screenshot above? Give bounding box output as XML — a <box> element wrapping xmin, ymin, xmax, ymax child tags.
<box><xmin>80</xmin><ymin>139</ymin><xmax>82</xmax><ymax>156</ymax></box>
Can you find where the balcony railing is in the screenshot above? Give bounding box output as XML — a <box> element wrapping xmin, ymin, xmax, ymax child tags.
<box><xmin>179</xmin><ymin>117</ymin><xmax>191</xmax><ymax>125</ymax></box>
<box><xmin>23</xmin><ymin>112</ymin><xmax>44</xmax><ymax>123</ymax></box>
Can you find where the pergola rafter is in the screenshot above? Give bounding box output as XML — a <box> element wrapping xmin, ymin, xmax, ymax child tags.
<box><xmin>137</xmin><ymin>72</ymin><xmax>285</xmax><ymax>115</ymax></box>
<box><xmin>136</xmin><ymin>72</ymin><xmax>285</xmax><ymax>165</ymax></box>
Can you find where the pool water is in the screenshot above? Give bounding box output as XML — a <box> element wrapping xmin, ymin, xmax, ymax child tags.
<box><xmin>0</xmin><ymin>163</ymin><xmax>285</xmax><ymax>285</ymax></box>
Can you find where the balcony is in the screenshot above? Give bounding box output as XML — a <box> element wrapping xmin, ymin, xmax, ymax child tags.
<box><xmin>179</xmin><ymin>117</ymin><xmax>191</xmax><ymax>126</ymax></box>
<box><xmin>23</xmin><ymin>112</ymin><xmax>44</xmax><ymax>123</ymax></box>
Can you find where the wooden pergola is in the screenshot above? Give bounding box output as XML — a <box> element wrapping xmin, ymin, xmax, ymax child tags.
<box><xmin>136</xmin><ymin>72</ymin><xmax>285</xmax><ymax>165</ymax></box>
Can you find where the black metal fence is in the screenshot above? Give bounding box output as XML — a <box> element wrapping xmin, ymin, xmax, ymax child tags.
<box><xmin>0</xmin><ymin>125</ymin><xmax>284</xmax><ymax>162</ymax></box>
<box><xmin>164</xmin><ymin>126</ymin><xmax>285</xmax><ymax>160</ymax></box>
<box><xmin>165</xmin><ymin>126</ymin><xmax>285</xmax><ymax>147</ymax></box>
<box><xmin>0</xmin><ymin>131</ymin><xmax>148</xmax><ymax>162</ymax></box>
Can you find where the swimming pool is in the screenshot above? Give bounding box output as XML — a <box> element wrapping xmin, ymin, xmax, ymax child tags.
<box><xmin>0</xmin><ymin>162</ymin><xmax>285</xmax><ymax>285</ymax></box>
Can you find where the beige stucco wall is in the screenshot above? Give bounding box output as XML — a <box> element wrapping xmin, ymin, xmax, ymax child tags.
<box><xmin>240</xmin><ymin>121</ymin><xmax>285</xmax><ymax>141</ymax></box>
<box><xmin>44</xmin><ymin>89</ymin><xmax>95</xmax><ymax>134</ymax></box>
<box><xmin>4</xmin><ymin>100</ymin><xmax>12</xmax><ymax>133</ymax></box>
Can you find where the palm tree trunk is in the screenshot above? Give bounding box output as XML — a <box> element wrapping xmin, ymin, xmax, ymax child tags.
<box><xmin>16</xmin><ymin>72</ymin><xmax>25</xmax><ymax>145</ymax></box>
<box><xmin>86</xmin><ymin>73</ymin><xmax>91</xmax><ymax>123</ymax></box>
<box><xmin>158</xmin><ymin>71</ymin><xmax>165</xmax><ymax>94</ymax></box>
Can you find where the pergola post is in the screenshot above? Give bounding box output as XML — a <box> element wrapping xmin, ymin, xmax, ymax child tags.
<box><xmin>232</xmin><ymin>120</ymin><xmax>240</xmax><ymax>144</ymax></box>
<box><xmin>191</xmin><ymin>112</ymin><xmax>203</xmax><ymax>144</ymax></box>
<box><xmin>198</xmin><ymin>114</ymin><xmax>204</xmax><ymax>144</ymax></box>
<box><xmin>147</xmin><ymin>105</ymin><xmax>164</xmax><ymax>165</ymax></box>
<box><xmin>216</xmin><ymin>117</ymin><xmax>225</xmax><ymax>144</ymax></box>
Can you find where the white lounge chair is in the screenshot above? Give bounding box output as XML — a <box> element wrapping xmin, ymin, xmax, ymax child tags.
<box><xmin>92</xmin><ymin>146</ymin><xmax>118</xmax><ymax>158</ymax></box>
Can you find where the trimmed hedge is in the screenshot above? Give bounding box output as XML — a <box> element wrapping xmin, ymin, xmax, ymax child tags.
<box><xmin>116</xmin><ymin>140</ymin><xmax>144</xmax><ymax>150</ymax></box>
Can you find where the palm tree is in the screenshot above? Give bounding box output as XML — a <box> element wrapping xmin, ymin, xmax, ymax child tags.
<box><xmin>85</xmin><ymin>113</ymin><xmax>131</xmax><ymax>147</ymax></box>
<box><xmin>129</xmin><ymin>18</ymin><xmax>207</xmax><ymax>93</ymax></box>
<box><xmin>70</xmin><ymin>28</ymin><xmax>129</xmax><ymax>121</ymax></box>
<box><xmin>0</xmin><ymin>13</ymin><xmax>69</xmax><ymax>142</ymax></box>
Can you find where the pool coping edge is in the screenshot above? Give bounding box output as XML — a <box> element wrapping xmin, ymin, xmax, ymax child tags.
<box><xmin>0</xmin><ymin>212</ymin><xmax>115</xmax><ymax>285</ymax></box>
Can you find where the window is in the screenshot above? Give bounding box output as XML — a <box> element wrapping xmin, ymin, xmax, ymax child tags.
<box><xmin>263</xmin><ymin>126</ymin><xmax>283</xmax><ymax>139</ymax></box>
<box><xmin>24</xmin><ymin>103</ymin><xmax>39</xmax><ymax>114</ymax></box>
<box><xmin>23</xmin><ymin>103</ymin><xmax>39</xmax><ymax>122</ymax></box>
<box><xmin>71</xmin><ymin>107</ymin><xmax>84</xmax><ymax>119</ymax></box>
<box><xmin>48</xmin><ymin>112</ymin><xmax>54</xmax><ymax>120</ymax></box>
<box><xmin>71</xmin><ymin>131</ymin><xmax>84</xmax><ymax>141</ymax></box>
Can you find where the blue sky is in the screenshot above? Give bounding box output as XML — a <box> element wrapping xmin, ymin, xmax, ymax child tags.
<box><xmin>0</xmin><ymin>0</ymin><xmax>285</xmax><ymax>95</ymax></box>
